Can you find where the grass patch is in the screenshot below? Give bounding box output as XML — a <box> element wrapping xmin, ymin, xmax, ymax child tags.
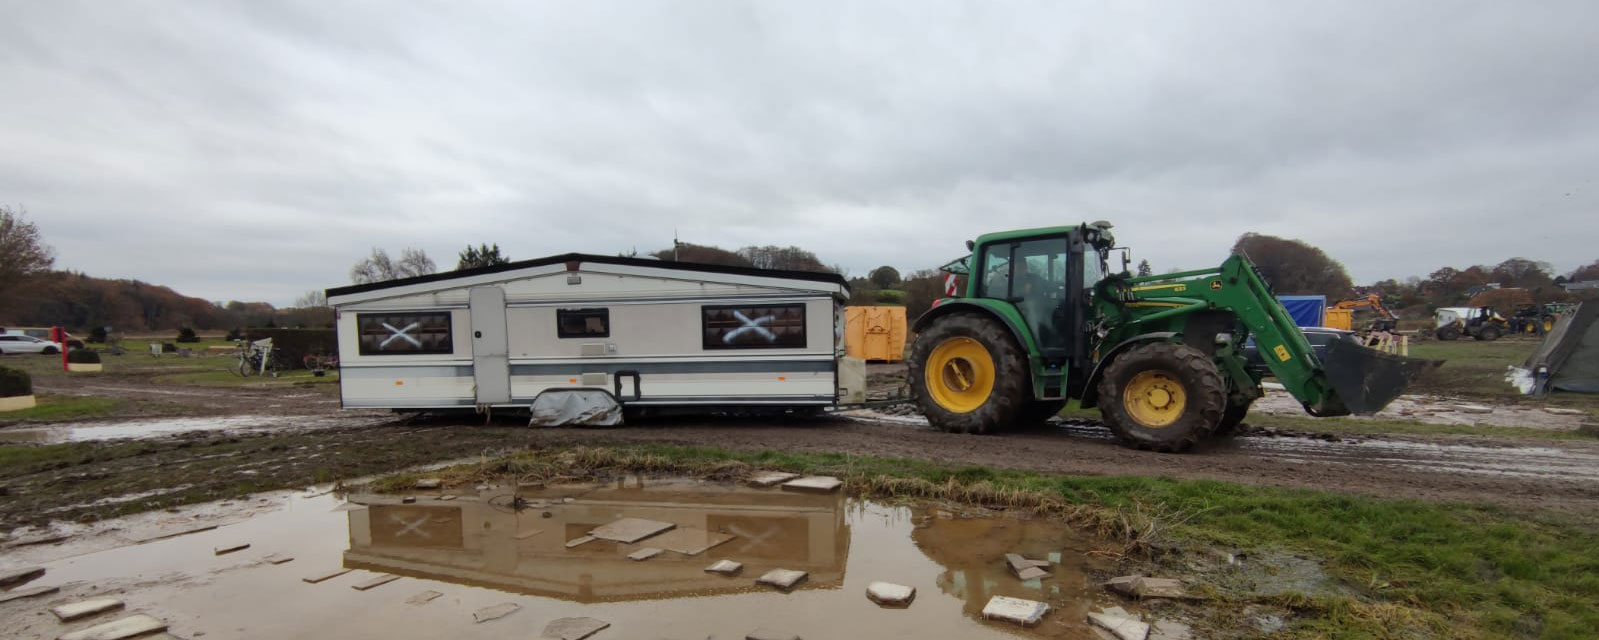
<box><xmin>153</xmin><ymin>368</ymin><xmax>335</xmax><ymax>387</ymax></box>
<box><xmin>375</xmin><ymin>444</ymin><xmax>1599</xmax><ymax>639</ymax></box>
<box><xmin>0</xmin><ymin>395</ymin><xmax>123</xmax><ymax>423</ymax></box>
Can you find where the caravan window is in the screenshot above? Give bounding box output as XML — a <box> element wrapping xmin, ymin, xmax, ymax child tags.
<box><xmin>702</xmin><ymin>304</ymin><xmax>807</xmax><ymax>349</ymax></box>
<box><xmin>357</xmin><ymin>312</ymin><xmax>453</xmax><ymax>355</ymax></box>
<box><xmin>557</xmin><ymin>308</ymin><xmax>610</xmax><ymax>338</ymax></box>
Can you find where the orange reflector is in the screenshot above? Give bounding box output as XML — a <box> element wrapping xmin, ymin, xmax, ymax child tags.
<box><xmin>569</xmin><ymin>378</ymin><xmax>577</xmax><ymax>383</ymax></box>
<box><xmin>394</xmin><ymin>380</ymin><xmax>403</xmax><ymax>386</ymax></box>
<box><xmin>777</xmin><ymin>376</ymin><xmax>786</xmax><ymax>381</ymax></box>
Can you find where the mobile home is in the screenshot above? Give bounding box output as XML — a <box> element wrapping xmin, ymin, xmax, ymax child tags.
<box><xmin>325</xmin><ymin>254</ymin><xmax>858</xmax><ymax>423</ymax></box>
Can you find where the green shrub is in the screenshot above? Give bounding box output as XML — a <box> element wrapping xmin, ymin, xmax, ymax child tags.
<box><xmin>873</xmin><ymin>289</ymin><xmax>908</xmax><ymax>304</ymax></box>
<box><xmin>0</xmin><ymin>366</ymin><xmax>31</xmax><ymax>397</ymax></box>
<box><xmin>67</xmin><ymin>349</ymin><xmax>102</xmax><ymax>364</ymax></box>
<box><xmin>175</xmin><ymin>327</ymin><xmax>200</xmax><ymax>343</ymax></box>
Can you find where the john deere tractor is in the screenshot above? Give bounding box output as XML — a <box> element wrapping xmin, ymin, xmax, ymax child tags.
<box><xmin>908</xmin><ymin>223</ymin><xmax>1440</xmax><ymax>452</ymax></box>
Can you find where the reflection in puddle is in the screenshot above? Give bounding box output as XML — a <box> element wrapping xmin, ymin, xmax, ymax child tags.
<box><xmin>0</xmin><ymin>414</ymin><xmax>388</xmax><ymax>443</ymax></box>
<box><xmin>15</xmin><ymin>478</ymin><xmax>1124</xmax><ymax>639</ymax></box>
<box><xmin>343</xmin><ymin>478</ymin><xmax>850</xmax><ymax>602</ymax></box>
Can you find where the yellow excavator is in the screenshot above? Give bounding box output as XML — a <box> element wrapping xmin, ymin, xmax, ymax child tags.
<box><xmin>1327</xmin><ymin>294</ymin><xmax>1398</xmax><ymax>332</ymax></box>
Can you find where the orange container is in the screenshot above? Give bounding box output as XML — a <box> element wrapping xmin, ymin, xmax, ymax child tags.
<box><xmin>844</xmin><ymin>306</ymin><xmax>908</xmax><ymax>362</ymax></box>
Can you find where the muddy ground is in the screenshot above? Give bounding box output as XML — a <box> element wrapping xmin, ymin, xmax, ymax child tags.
<box><xmin>4</xmin><ymin>363</ymin><xmax>1599</xmax><ymax>535</ymax></box>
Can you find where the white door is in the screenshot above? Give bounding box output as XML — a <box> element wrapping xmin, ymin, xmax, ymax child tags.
<box><xmin>469</xmin><ymin>287</ymin><xmax>511</xmax><ymax>404</ymax></box>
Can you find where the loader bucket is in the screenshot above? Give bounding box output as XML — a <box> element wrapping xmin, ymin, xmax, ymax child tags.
<box><xmin>1319</xmin><ymin>338</ymin><xmax>1444</xmax><ymax>415</ymax></box>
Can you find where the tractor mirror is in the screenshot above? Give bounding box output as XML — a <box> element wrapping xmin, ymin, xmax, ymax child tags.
<box><xmin>965</xmin><ymin>240</ymin><xmax>975</xmax><ymax>251</ymax></box>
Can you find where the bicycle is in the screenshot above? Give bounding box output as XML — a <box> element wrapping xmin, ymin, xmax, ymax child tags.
<box><xmin>229</xmin><ymin>338</ymin><xmax>282</xmax><ymax>377</ymax></box>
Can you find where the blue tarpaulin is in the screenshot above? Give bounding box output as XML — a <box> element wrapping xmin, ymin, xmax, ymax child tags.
<box><xmin>1277</xmin><ymin>295</ymin><xmax>1327</xmax><ymax>328</ymax></box>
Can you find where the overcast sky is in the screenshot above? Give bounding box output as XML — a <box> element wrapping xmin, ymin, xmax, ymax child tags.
<box><xmin>3</xmin><ymin>1</ymin><xmax>1596</xmax><ymax>305</ymax></box>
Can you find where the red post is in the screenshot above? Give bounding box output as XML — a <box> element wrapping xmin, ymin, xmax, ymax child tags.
<box><xmin>51</xmin><ymin>326</ymin><xmax>67</xmax><ymax>371</ymax></box>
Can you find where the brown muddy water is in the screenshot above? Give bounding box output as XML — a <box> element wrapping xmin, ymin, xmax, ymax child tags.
<box><xmin>3</xmin><ymin>478</ymin><xmax>1139</xmax><ymax>639</ymax></box>
<box><xmin>0</xmin><ymin>414</ymin><xmax>393</xmax><ymax>444</ymax></box>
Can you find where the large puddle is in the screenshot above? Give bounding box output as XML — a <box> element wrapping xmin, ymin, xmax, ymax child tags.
<box><xmin>0</xmin><ymin>413</ymin><xmax>392</xmax><ymax>444</ymax></box>
<box><xmin>7</xmin><ymin>478</ymin><xmax>1131</xmax><ymax>639</ymax></box>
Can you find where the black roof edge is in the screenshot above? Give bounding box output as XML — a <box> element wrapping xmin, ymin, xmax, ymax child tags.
<box><xmin>325</xmin><ymin>252</ymin><xmax>851</xmax><ymax>299</ymax></box>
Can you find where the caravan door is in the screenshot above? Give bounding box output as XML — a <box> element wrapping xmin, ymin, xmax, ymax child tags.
<box><xmin>469</xmin><ymin>287</ymin><xmax>511</xmax><ymax>404</ymax></box>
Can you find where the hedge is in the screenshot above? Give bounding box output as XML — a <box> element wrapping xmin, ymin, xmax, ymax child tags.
<box><xmin>67</xmin><ymin>349</ymin><xmax>102</xmax><ymax>364</ymax></box>
<box><xmin>0</xmin><ymin>366</ymin><xmax>31</xmax><ymax>397</ymax></box>
<box><xmin>244</xmin><ymin>328</ymin><xmax>336</xmax><ymax>371</ymax></box>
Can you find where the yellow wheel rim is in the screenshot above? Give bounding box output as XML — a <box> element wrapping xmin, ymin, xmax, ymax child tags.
<box><xmin>924</xmin><ymin>337</ymin><xmax>995</xmax><ymax>413</ymax></box>
<box><xmin>1122</xmin><ymin>370</ymin><xmax>1187</xmax><ymax>428</ymax></box>
<box><xmin>1545</xmin><ymin>319</ymin><xmax>1555</xmax><ymax>332</ymax></box>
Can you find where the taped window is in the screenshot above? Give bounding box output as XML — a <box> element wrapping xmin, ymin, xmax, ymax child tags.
<box><xmin>703</xmin><ymin>304</ymin><xmax>807</xmax><ymax>349</ymax></box>
<box><xmin>357</xmin><ymin>312</ymin><xmax>453</xmax><ymax>355</ymax></box>
<box><xmin>557</xmin><ymin>308</ymin><xmax>610</xmax><ymax>338</ymax></box>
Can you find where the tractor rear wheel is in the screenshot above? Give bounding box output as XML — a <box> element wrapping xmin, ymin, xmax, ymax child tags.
<box><xmin>1097</xmin><ymin>342</ymin><xmax>1226</xmax><ymax>452</ymax></box>
<box><xmin>909</xmin><ymin>313</ymin><xmax>1029</xmax><ymax>434</ymax></box>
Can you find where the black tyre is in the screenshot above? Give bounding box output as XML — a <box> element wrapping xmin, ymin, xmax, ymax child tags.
<box><xmin>1214</xmin><ymin>397</ymin><xmax>1255</xmax><ymax>436</ymax></box>
<box><xmin>1476</xmin><ymin>325</ymin><xmax>1501</xmax><ymax>341</ymax></box>
<box><xmin>1436</xmin><ymin>325</ymin><xmax>1461</xmax><ymax>341</ymax></box>
<box><xmin>42</xmin><ymin>346</ymin><xmax>59</xmax><ymax>355</ymax></box>
<box><xmin>1096</xmin><ymin>342</ymin><xmax>1226</xmax><ymax>453</ymax></box>
<box><xmin>908</xmin><ymin>313</ymin><xmax>1029</xmax><ymax>434</ymax></box>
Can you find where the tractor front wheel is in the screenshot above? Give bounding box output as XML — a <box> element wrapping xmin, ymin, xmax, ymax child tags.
<box><xmin>909</xmin><ymin>313</ymin><xmax>1029</xmax><ymax>434</ymax></box>
<box><xmin>1097</xmin><ymin>342</ymin><xmax>1226</xmax><ymax>452</ymax></box>
<box><xmin>1476</xmin><ymin>325</ymin><xmax>1502</xmax><ymax>341</ymax></box>
<box><xmin>1436</xmin><ymin>325</ymin><xmax>1461</xmax><ymax>341</ymax></box>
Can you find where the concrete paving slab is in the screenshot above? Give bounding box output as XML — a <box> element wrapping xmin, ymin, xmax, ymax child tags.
<box><xmin>262</xmin><ymin>554</ymin><xmax>294</xmax><ymax>565</ymax></box>
<box><xmin>565</xmin><ymin>535</ymin><xmax>596</xmax><ymax>548</ymax></box>
<box><xmin>745</xmin><ymin>628</ymin><xmax>801</xmax><ymax>640</ymax></box>
<box><xmin>350</xmin><ymin>573</ymin><xmax>400</xmax><ymax>590</ymax></box>
<box><xmin>0</xmin><ymin>565</ymin><xmax>45</xmax><ymax>588</ymax></box>
<box><xmin>213</xmin><ymin>542</ymin><xmax>250</xmax><ymax>555</ymax></box>
<box><xmin>756</xmin><ymin>568</ymin><xmax>808</xmax><ymax>590</ymax></box>
<box><xmin>406</xmin><ymin>590</ymin><xmax>443</xmax><ymax>605</ymax></box>
<box><xmin>57</xmin><ymin>613</ymin><xmax>167</xmax><ymax>640</ymax></box>
<box><xmin>1013</xmin><ymin>566</ymin><xmax>1050</xmax><ymax>581</ymax></box>
<box><xmin>542</xmin><ymin>616</ymin><xmax>610</xmax><ymax>640</ymax></box>
<box><xmin>1087</xmin><ymin>610</ymin><xmax>1150</xmax><ymax>640</ymax></box>
<box><xmin>704</xmin><ymin>560</ymin><xmax>743</xmax><ymax>575</ymax></box>
<box><xmin>131</xmin><ymin>524</ymin><xmax>218</xmax><ymax>543</ymax></box>
<box><xmin>645</xmin><ymin>527</ymin><xmax>735</xmax><ymax>555</ymax></box>
<box><xmin>780</xmin><ymin>476</ymin><xmax>842</xmax><ymax>493</ymax></box>
<box><xmin>865</xmin><ymin>581</ymin><xmax>915</xmax><ymax>606</ymax></box>
<box><xmin>627</xmin><ymin>547</ymin><xmax>663</xmax><ymax>561</ymax></box>
<box><xmin>1150</xmin><ymin>619</ymin><xmax>1193</xmax><ymax>640</ymax></box>
<box><xmin>0</xmin><ymin>584</ymin><xmax>59</xmax><ymax>604</ymax></box>
<box><xmin>414</xmin><ymin>478</ymin><xmax>442</xmax><ymax>489</ymax></box>
<box><xmin>588</xmin><ymin>517</ymin><xmax>676</xmax><ymax>543</ymax></box>
<box><xmin>473</xmin><ymin>602</ymin><xmax>521</xmax><ymax>623</ymax></box>
<box><xmin>301</xmin><ymin>568</ymin><xmax>352</xmax><ymax>583</ymax></box>
<box><xmin>1005</xmin><ymin>553</ymin><xmax>1051</xmax><ymax>572</ymax></box>
<box><xmin>982</xmin><ymin>595</ymin><xmax>1049</xmax><ymax>626</ymax></box>
<box><xmin>51</xmin><ymin>597</ymin><xmax>124</xmax><ymax>622</ymax></box>
<box><xmin>747</xmin><ymin>471</ymin><xmax>800</xmax><ymax>487</ymax></box>
<box><xmin>1106</xmin><ymin>575</ymin><xmax>1188</xmax><ymax>599</ymax></box>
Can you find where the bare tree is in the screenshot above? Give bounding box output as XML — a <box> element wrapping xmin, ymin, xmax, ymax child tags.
<box><xmin>0</xmin><ymin>206</ymin><xmax>55</xmax><ymax>310</ymax></box>
<box><xmin>294</xmin><ymin>289</ymin><xmax>328</xmax><ymax>308</ymax></box>
<box><xmin>350</xmin><ymin>247</ymin><xmax>437</xmax><ymax>284</ymax></box>
<box><xmin>1232</xmin><ymin>233</ymin><xmax>1353</xmax><ymax>299</ymax></box>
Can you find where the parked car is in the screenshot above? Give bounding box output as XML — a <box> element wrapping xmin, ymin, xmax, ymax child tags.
<box><xmin>1242</xmin><ymin>327</ymin><xmax>1359</xmax><ymax>374</ymax></box>
<box><xmin>0</xmin><ymin>327</ymin><xmax>84</xmax><ymax>349</ymax></box>
<box><xmin>0</xmin><ymin>334</ymin><xmax>64</xmax><ymax>355</ymax></box>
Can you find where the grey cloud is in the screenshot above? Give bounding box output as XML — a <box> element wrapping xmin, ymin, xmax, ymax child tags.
<box><xmin>2</xmin><ymin>0</ymin><xmax>1596</xmax><ymax>304</ymax></box>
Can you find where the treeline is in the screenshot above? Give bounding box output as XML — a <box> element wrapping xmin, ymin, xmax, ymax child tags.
<box><xmin>4</xmin><ymin>271</ymin><xmax>332</xmax><ymax>334</ymax></box>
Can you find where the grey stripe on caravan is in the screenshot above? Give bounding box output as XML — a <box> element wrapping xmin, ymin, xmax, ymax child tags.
<box><xmin>340</xmin><ymin>366</ymin><xmax>474</xmax><ymax>379</ymax></box>
<box><xmin>509</xmin><ymin>360</ymin><xmax>833</xmax><ymax>375</ymax></box>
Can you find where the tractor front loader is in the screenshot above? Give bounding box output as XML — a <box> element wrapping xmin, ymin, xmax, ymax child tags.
<box><xmin>907</xmin><ymin>223</ymin><xmax>1442</xmax><ymax>452</ymax></box>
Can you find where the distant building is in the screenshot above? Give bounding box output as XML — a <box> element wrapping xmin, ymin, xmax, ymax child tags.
<box><xmin>1560</xmin><ymin>280</ymin><xmax>1599</xmax><ymax>293</ymax></box>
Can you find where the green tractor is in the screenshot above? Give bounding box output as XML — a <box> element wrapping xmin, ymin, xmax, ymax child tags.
<box><xmin>908</xmin><ymin>222</ymin><xmax>1441</xmax><ymax>452</ymax></box>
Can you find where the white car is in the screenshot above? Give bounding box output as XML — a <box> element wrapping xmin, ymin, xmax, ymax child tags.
<box><xmin>0</xmin><ymin>334</ymin><xmax>63</xmax><ymax>355</ymax></box>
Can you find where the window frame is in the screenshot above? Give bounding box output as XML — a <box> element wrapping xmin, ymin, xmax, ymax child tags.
<box><xmin>556</xmin><ymin>307</ymin><xmax>611</xmax><ymax>339</ymax></box>
<box><xmin>355</xmin><ymin>311</ymin><xmax>454</xmax><ymax>356</ymax></box>
<box><xmin>701</xmin><ymin>303</ymin><xmax>809</xmax><ymax>350</ymax></box>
